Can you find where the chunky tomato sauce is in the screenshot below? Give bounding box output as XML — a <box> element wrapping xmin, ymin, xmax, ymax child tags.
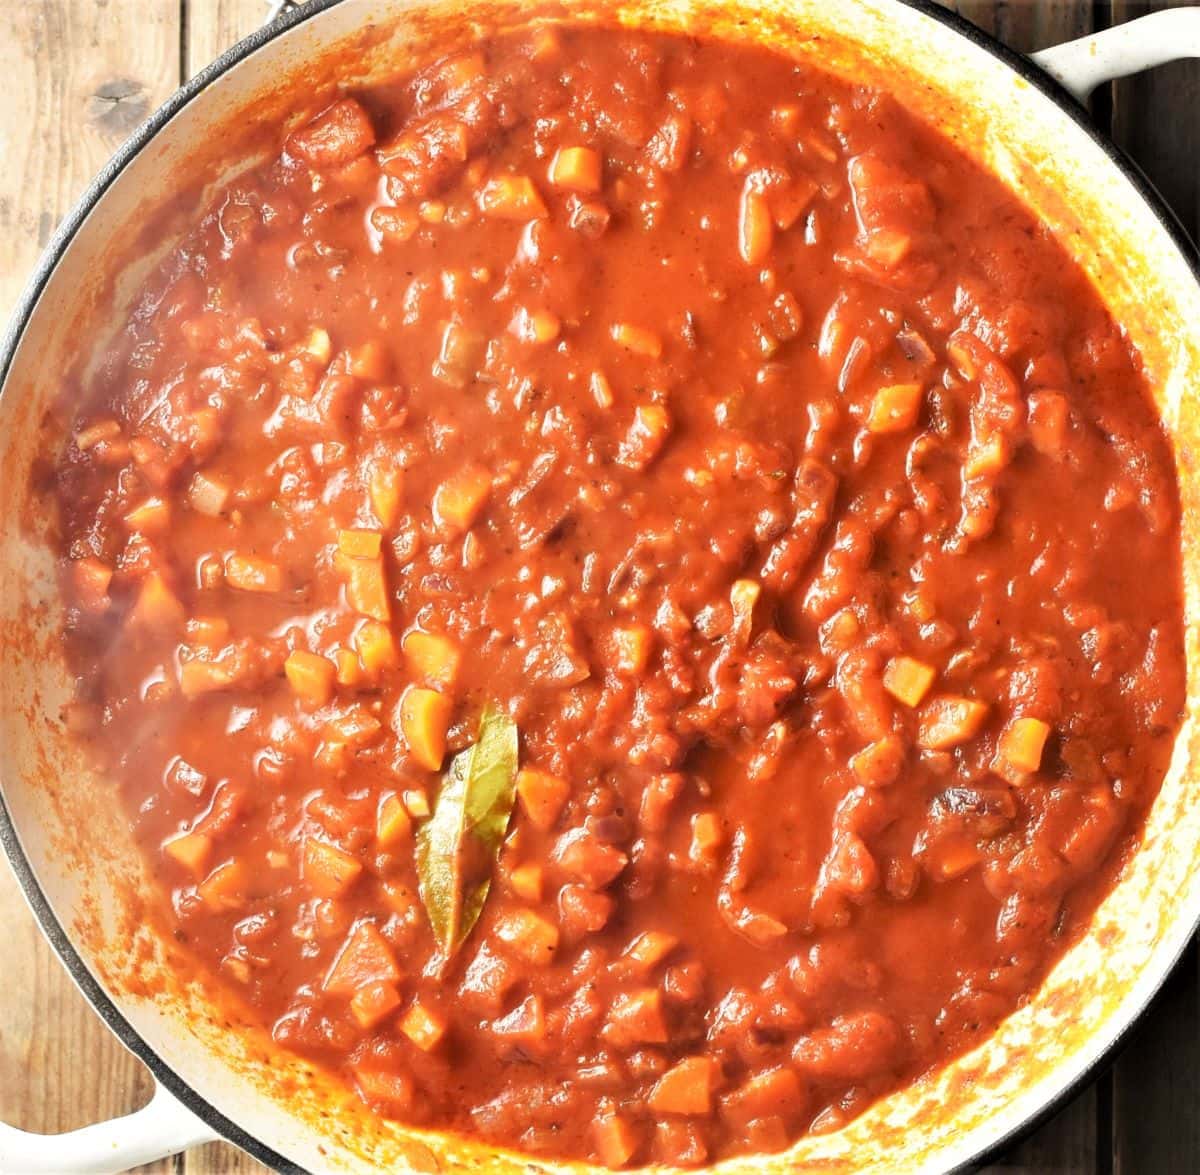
<box><xmin>54</xmin><ymin>23</ymin><xmax>1184</xmax><ymax>1168</ymax></box>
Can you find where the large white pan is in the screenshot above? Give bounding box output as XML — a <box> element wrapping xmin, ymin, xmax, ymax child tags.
<box><xmin>1</xmin><ymin>2</ymin><xmax>1198</xmax><ymax>1172</ymax></box>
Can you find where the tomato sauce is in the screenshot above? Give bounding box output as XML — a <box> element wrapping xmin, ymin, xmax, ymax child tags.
<box><xmin>53</xmin><ymin>23</ymin><xmax>1185</xmax><ymax>1168</ymax></box>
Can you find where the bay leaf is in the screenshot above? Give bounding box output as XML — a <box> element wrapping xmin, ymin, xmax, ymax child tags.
<box><xmin>415</xmin><ymin>704</ymin><xmax>519</xmax><ymax>964</ymax></box>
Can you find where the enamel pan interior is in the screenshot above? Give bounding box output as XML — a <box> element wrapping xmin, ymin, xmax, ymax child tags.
<box><xmin>1</xmin><ymin>1</ymin><xmax>1198</xmax><ymax>1171</ymax></box>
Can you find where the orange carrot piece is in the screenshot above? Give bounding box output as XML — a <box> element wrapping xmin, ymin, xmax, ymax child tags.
<box><xmin>432</xmin><ymin>463</ymin><xmax>492</xmax><ymax>536</ymax></box>
<box><xmin>398</xmin><ymin>686</ymin><xmax>452</xmax><ymax>771</ymax></box>
<box><xmin>918</xmin><ymin>696</ymin><xmax>990</xmax><ymax>750</ymax></box>
<box><xmin>402</xmin><ymin>630</ymin><xmax>461</xmax><ymax>691</ymax></box>
<box><xmin>285</xmin><ymin>650</ymin><xmax>336</xmax><ymax>706</ymax></box>
<box><xmin>350</xmin><ymin>980</ymin><xmax>402</xmax><ymax>1029</ymax></box>
<box><xmin>163</xmin><ymin>830</ymin><xmax>212</xmax><ymax>877</ymax></box>
<box><xmin>324</xmin><ymin>921</ymin><xmax>401</xmax><ymax>996</ymax></box>
<box><xmin>225</xmin><ymin>553</ymin><xmax>285</xmax><ymax>593</ymax></box>
<box><xmin>882</xmin><ymin>655</ymin><xmax>936</xmax><ymax>707</ymax></box>
<box><xmin>515</xmin><ymin>767</ymin><xmax>570</xmax><ymax>831</ymax></box>
<box><xmin>648</xmin><ymin>1056</ymin><xmax>719</xmax><ymax>1115</ymax></box>
<box><xmin>399</xmin><ymin>1000</ymin><xmax>448</xmax><ymax>1051</ymax></box>
<box><xmin>302</xmin><ymin>837</ymin><xmax>362</xmax><ymax>898</ymax></box>
<box><xmin>493</xmin><ymin>908</ymin><xmax>559</xmax><ymax>965</ymax></box>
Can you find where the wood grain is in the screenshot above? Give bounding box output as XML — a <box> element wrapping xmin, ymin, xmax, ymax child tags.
<box><xmin>2</xmin><ymin>3</ymin><xmax>1195</xmax><ymax>1173</ymax></box>
<box><xmin>0</xmin><ymin>0</ymin><xmax>179</xmax><ymax>1155</ymax></box>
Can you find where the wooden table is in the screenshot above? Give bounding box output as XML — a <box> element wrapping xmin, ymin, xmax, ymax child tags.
<box><xmin>1</xmin><ymin>2</ymin><xmax>1196</xmax><ymax>1171</ymax></box>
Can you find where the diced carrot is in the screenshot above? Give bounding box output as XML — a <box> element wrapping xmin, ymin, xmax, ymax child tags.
<box><xmin>298</xmin><ymin>326</ymin><xmax>331</xmax><ymax>365</ymax></box>
<box><xmin>420</xmin><ymin>199</ymin><xmax>446</xmax><ymax>224</ymax></box>
<box><xmin>573</xmin><ymin>891</ymin><xmax>629</xmax><ymax>945</ymax></box>
<box><xmin>622</xmin><ymin>930</ymin><xmax>680</xmax><ymax>974</ymax></box>
<box><xmin>882</xmin><ymin>655</ymin><xmax>936</xmax><ymax>707</ymax></box>
<box><xmin>353</xmin><ymin>620</ymin><xmax>399</xmax><ymax>675</ymax></box>
<box><xmin>965</xmin><ymin>434</ymin><xmax>1011</xmax><ymax>479</ymax></box>
<box><xmin>689</xmin><ymin>811</ymin><xmax>724</xmax><ymax>867</ymax></box>
<box><xmin>432</xmin><ymin>463</ymin><xmax>491</xmax><ymax>536</ymax></box>
<box><xmin>617</xmin><ymin>404</ymin><xmax>671</xmax><ymax>470</ymax></box>
<box><xmin>648</xmin><ymin>1056</ymin><xmax>719</xmax><ymax>1115</ymax></box>
<box><xmin>515</xmin><ymin>767</ymin><xmax>570</xmax><ymax>831</ymax></box>
<box><xmin>918</xmin><ymin>695</ymin><xmax>990</xmax><ymax>750</ymax></box>
<box><xmin>350</xmin><ymin>980</ymin><xmax>402</xmax><ymax>1029</ymax></box>
<box><xmin>325</xmin><ymin>706</ymin><xmax>383</xmax><ymax>746</ymax></box>
<box><xmin>738</xmin><ymin>179</ymin><xmax>773</xmax><ymax>266</ymax></box>
<box><xmin>337</xmin><ymin>551</ymin><xmax>390</xmax><ymax>621</ymax></box>
<box><xmin>302</xmin><ymin>837</ymin><xmax>362</xmax><ymax>898</ymax></box>
<box><xmin>476</xmin><ymin>174</ymin><xmax>548</xmax><ymax>220</ymax></box>
<box><xmin>725</xmin><ymin>1065</ymin><xmax>805</xmax><ymax>1120</ymax></box>
<box><xmin>334</xmin><ymin>647</ymin><xmax>362</xmax><ymax>686</ymax></box>
<box><xmin>399</xmin><ymin>1000</ymin><xmax>447</xmax><ymax>1051</ymax></box>
<box><xmin>398</xmin><ymin>686</ymin><xmax>452</xmax><ymax>770</ymax></box>
<box><xmin>509</xmin><ymin>862</ymin><xmax>544</xmax><ymax>902</ymax></box>
<box><xmin>548</xmin><ymin>146</ymin><xmax>602</xmax><ymax>192</ymax></box>
<box><xmin>403</xmin><ymin>788</ymin><xmax>430</xmax><ymax>819</ymax></box>
<box><xmin>376</xmin><ymin>793</ymin><xmax>412</xmax><ymax>847</ymax></box>
<box><xmin>163</xmin><ymin>830</ymin><xmax>212</xmax><ymax>877</ymax></box>
<box><xmin>995</xmin><ymin>716</ymin><xmax>1052</xmax><ymax>775</ymax></box>
<box><xmin>604</xmin><ymin>988</ymin><xmax>669</xmax><ymax>1046</ymax></box>
<box><xmin>123</xmin><ymin>496</ymin><xmax>170</xmax><ymax>534</ymax></box>
<box><xmin>593</xmin><ymin>1112</ymin><xmax>640</xmax><ymax>1169</ymax></box>
<box><xmin>432</xmin><ymin>320</ymin><xmax>485</xmax><ymax>387</ymax></box>
<box><xmin>611</xmin><ymin>322</ymin><xmax>662</xmax><ymax>360</ymax></box>
<box><xmin>491</xmin><ymin>993</ymin><xmax>547</xmax><ymax>1044</ymax></box>
<box><xmin>605</xmin><ymin>623</ymin><xmax>653</xmax><ymax>676</ymax></box>
<box><xmin>179</xmin><ymin>658</ymin><xmax>238</xmax><ymax>697</ymax></box>
<box><xmin>346</xmin><ymin>340</ymin><xmax>389</xmax><ymax>381</ymax></box>
<box><xmin>71</xmin><ymin>557</ymin><xmax>112</xmax><ymax>613</ymax></box>
<box><xmin>368</xmin><ymin>463</ymin><xmax>404</xmax><ymax>529</ymax></box>
<box><xmin>225</xmin><ymin>553</ymin><xmax>285</xmax><ymax>593</ymax></box>
<box><xmin>402</xmin><ymin>630</ymin><xmax>461</xmax><ymax>691</ymax></box>
<box><xmin>197</xmin><ymin>860</ymin><xmax>248</xmax><ymax>912</ymax></box>
<box><xmin>493</xmin><ymin>908</ymin><xmax>559</xmax><ymax>965</ymax></box>
<box><xmin>509</xmin><ymin>306</ymin><xmax>562</xmax><ymax>345</ymax></box>
<box><xmin>865</xmin><ymin>228</ymin><xmax>912</xmax><ymax>268</ymax></box>
<box><xmin>338</xmin><ymin>528</ymin><xmax>383</xmax><ymax>559</ymax></box>
<box><xmin>221</xmin><ymin>955</ymin><xmax>252</xmax><ymax>984</ymax></box>
<box><xmin>867</xmin><ymin>384</ymin><xmax>924</xmax><ymax>434</ymax></box>
<box><xmin>186</xmin><ymin>616</ymin><xmax>230</xmax><ymax>647</ymax></box>
<box><xmin>187</xmin><ymin>472</ymin><xmax>231</xmax><ymax>518</ymax></box>
<box><xmin>931</xmin><ymin>839</ymin><xmax>983</xmax><ymax>880</ymax></box>
<box><xmin>352</xmin><ymin>1066</ymin><xmax>413</xmax><ymax>1110</ymax></box>
<box><xmin>285</xmin><ymin>650</ymin><xmax>336</xmax><ymax>706</ymax></box>
<box><xmin>130</xmin><ymin>572</ymin><xmax>185</xmax><ymax>631</ymax></box>
<box><xmin>325</xmin><ymin>921</ymin><xmax>402</xmax><ymax>996</ymax></box>
<box><xmin>849</xmin><ymin>734</ymin><xmax>905</xmax><ymax>787</ymax></box>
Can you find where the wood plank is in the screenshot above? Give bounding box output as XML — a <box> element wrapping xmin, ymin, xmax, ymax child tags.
<box><xmin>1112</xmin><ymin>3</ymin><xmax>1200</xmax><ymax>241</ymax></box>
<box><xmin>184</xmin><ymin>0</ymin><xmax>266</xmax><ymax>80</ymax></box>
<box><xmin>0</xmin><ymin>0</ymin><xmax>182</xmax><ymax>322</ymax></box>
<box><xmin>0</xmin><ymin>1</ymin><xmax>181</xmax><ymax>1168</ymax></box>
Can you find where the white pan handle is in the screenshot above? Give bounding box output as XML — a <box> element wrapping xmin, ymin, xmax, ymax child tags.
<box><xmin>1031</xmin><ymin>6</ymin><xmax>1200</xmax><ymax>102</ymax></box>
<box><xmin>0</xmin><ymin>1081</ymin><xmax>219</xmax><ymax>1174</ymax></box>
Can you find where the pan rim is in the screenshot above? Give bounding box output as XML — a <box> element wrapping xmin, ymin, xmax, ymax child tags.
<box><xmin>0</xmin><ymin>1</ymin><xmax>1196</xmax><ymax>1172</ymax></box>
